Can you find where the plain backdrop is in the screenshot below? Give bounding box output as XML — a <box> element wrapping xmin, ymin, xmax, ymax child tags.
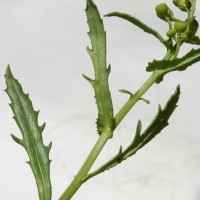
<box><xmin>0</xmin><ymin>0</ymin><xmax>200</xmax><ymax>199</ymax></box>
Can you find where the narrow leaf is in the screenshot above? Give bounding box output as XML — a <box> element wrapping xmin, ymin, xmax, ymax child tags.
<box><xmin>119</xmin><ymin>89</ymin><xmax>133</xmax><ymax>96</ymax></box>
<box><xmin>5</xmin><ymin>66</ymin><xmax>52</xmax><ymax>200</ymax></box>
<box><xmin>140</xmin><ymin>98</ymin><xmax>150</xmax><ymax>104</ymax></box>
<box><xmin>147</xmin><ymin>48</ymin><xmax>200</xmax><ymax>73</ymax></box>
<box><xmin>105</xmin><ymin>12</ymin><xmax>167</xmax><ymax>46</ymax></box>
<box><xmin>119</xmin><ymin>90</ymin><xmax>150</xmax><ymax>104</ymax></box>
<box><xmin>119</xmin><ymin>89</ymin><xmax>150</xmax><ymax>106</ymax></box>
<box><xmin>86</xmin><ymin>0</ymin><xmax>114</xmax><ymax>136</ymax></box>
<box><xmin>84</xmin><ymin>86</ymin><xmax>180</xmax><ymax>181</ymax></box>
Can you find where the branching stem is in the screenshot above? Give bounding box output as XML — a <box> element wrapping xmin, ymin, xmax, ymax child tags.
<box><xmin>58</xmin><ymin>0</ymin><xmax>199</xmax><ymax>199</ymax></box>
<box><xmin>114</xmin><ymin>71</ymin><xmax>163</xmax><ymax>128</ymax></box>
<box><xmin>59</xmin><ymin>71</ymin><xmax>166</xmax><ymax>200</ymax></box>
<box><xmin>59</xmin><ymin>42</ymin><xmax>176</xmax><ymax>200</ymax></box>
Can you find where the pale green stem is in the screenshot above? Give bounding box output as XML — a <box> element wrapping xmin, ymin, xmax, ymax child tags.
<box><xmin>58</xmin><ymin>1</ymin><xmax>196</xmax><ymax>199</ymax></box>
<box><xmin>173</xmin><ymin>44</ymin><xmax>180</xmax><ymax>59</ymax></box>
<box><xmin>188</xmin><ymin>0</ymin><xmax>196</xmax><ymax>19</ymax></box>
<box><xmin>166</xmin><ymin>17</ymin><xmax>172</xmax><ymax>30</ymax></box>
<box><xmin>59</xmin><ymin>71</ymin><xmax>164</xmax><ymax>200</ymax></box>
<box><xmin>164</xmin><ymin>49</ymin><xmax>175</xmax><ymax>60</ymax></box>
<box><xmin>59</xmin><ymin>130</ymin><xmax>111</xmax><ymax>200</ymax></box>
<box><xmin>59</xmin><ymin>48</ymin><xmax>175</xmax><ymax>199</ymax></box>
<box><xmin>81</xmin><ymin>71</ymin><xmax>166</xmax><ymax>182</ymax></box>
<box><xmin>171</xmin><ymin>16</ymin><xmax>184</xmax><ymax>22</ymax></box>
<box><xmin>114</xmin><ymin>71</ymin><xmax>163</xmax><ymax>128</ymax></box>
<box><xmin>82</xmin><ymin>50</ymin><xmax>175</xmax><ymax>182</ymax></box>
<box><xmin>114</xmin><ymin>47</ymin><xmax>175</xmax><ymax>128</ymax></box>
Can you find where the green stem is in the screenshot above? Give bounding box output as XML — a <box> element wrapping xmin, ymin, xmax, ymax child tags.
<box><xmin>59</xmin><ymin>72</ymin><xmax>163</xmax><ymax>200</ymax></box>
<box><xmin>166</xmin><ymin>17</ymin><xmax>172</xmax><ymax>30</ymax></box>
<box><xmin>188</xmin><ymin>0</ymin><xmax>196</xmax><ymax>19</ymax></box>
<box><xmin>173</xmin><ymin>40</ymin><xmax>181</xmax><ymax>59</ymax></box>
<box><xmin>114</xmin><ymin>47</ymin><xmax>176</xmax><ymax>128</ymax></box>
<box><xmin>164</xmin><ymin>49</ymin><xmax>175</xmax><ymax>60</ymax></box>
<box><xmin>59</xmin><ymin>130</ymin><xmax>111</xmax><ymax>200</ymax></box>
<box><xmin>171</xmin><ymin>16</ymin><xmax>184</xmax><ymax>22</ymax></box>
<box><xmin>114</xmin><ymin>70</ymin><xmax>163</xmax><ymax>128</ymax></box>
<box><xmin>59</xmin><ymin>48</ymin><xmax>175</xmax><ymax>200</ymax></box>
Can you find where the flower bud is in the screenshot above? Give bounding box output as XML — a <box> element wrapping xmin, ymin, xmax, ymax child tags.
<box><xmin>180</xmin><ymin>34</ymin><xmax>188</xmax><ymax>41</ymax></box>
<box><xmin>173</xmin><ymin>0</ymin><xmax>191</xmax><ymax>12</ymax></box>
<box><xmin>155</xmin><ymin>3</ymin><xmax>173</xmax><ymax>21</ymax></box>
<box><xmin>174</xmin><ymin>21</ymin><xmax>187</xmax><ymax>33</ymax></box>
<box><xmin>166</xmin><ymin>29</ymin><xmax>177</xmax><ymax>37</ymax></box>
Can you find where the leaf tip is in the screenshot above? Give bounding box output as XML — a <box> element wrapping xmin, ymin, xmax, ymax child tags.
<box><xmin>136</xmin><ymin>119</ymin><xmax>142</xmax><ymax>137</ymax></box>
<box><xmin>104</xmin><ymin>12</ymin><xmax>113</xmax><ymax>17</ymax></box>
<box><xmin>176</xmin><ymin>84</ymin><xmax>181</xmax><ymax>95</ymax></box>
<box><xmin>5</xmin><ymin>65</ymin><xmax>13</xmax><ymax>77</ymax></box>
<box><xmin>140</xmin><ymin>97</ymin><xmax>150</xmax><ymax>104</ymax></box>
<box><xmin>119</xmin><ymin>89</ymin><xmax>133</xmax><ymax>96</ymax></box>
<box><xmin>86</xmin><ymin>0</ymin><xmax>95</xmax><ymax>10</ymax></box>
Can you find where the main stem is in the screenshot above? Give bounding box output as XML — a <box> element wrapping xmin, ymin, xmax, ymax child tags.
<box><xmin>59</xmin><ymin>48</ymin><xmax>174</xmax><ymax>199</ymax></box>
<box><xmin>114</xmin><ymin>70</ymin><xmax>164</xmax><ymax>128</ymax></box>
<box><xmin>59</xmin><ymin>70</ymin><xmax>164</xmax><ymax>200</ymax></box>
<box><xmin>59</xmin><ymin>130</ymin><xmax>111</xmax><ymax>200</ymax></box>
<box><xmin>114</xmin><ymin>49</ymin><xmax>174</xmax><ymax>128</ymax></box>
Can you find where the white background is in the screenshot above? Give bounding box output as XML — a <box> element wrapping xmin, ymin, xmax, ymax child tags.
<box><xmin>0</xmin><ymin>0</ymin><xmax>200</xmax><ymax>199</ymax></box>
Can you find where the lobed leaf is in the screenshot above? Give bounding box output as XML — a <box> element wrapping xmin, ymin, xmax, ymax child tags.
<box><xmin>85</xmin><ymin>0</ymin><xmax>114</xmax><ymax>136</ymax></box>
<box><xmin>5</xmin><ymin>66</ymin><xmax>52</xmax><ymax>200</ymax></box>
<box><xmin>147</xmin><ymin>48</ymin><xmax>200</xmax><ymax>73</ymax></box>
<box><xmin>105</xmin><ymin>12</ymin><xmax>167</xmax><ymax>47</ymax></box>
<box><xmin>83</xmin><ymin>86</ymin><xmax>180</xmax><ymax>181</ymax></box>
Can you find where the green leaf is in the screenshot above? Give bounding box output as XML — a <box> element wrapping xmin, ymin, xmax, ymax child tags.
<box><xmin>85</xmin><ymin>0</ymin><xmax>114</xmax><ymax>136</ymax></box>
<box><xmin>147</xmin><ymin>48</ymin><xmax>200</xmax><ymax>73</ymax></box>
<box><xmin>119</xmin><ymin>89</ymin><xmax>150</xmax><ymax>104</ymax></box>
<box><xmin>105</xmin><ymin>12</ymin><xmax>167</xmax><ymax>47</ymax></box>
<box><xmin>5</xmin><ymin>66</ymin><xmax>52</xmax><ymax>200</ymax></box>
<box><xmin>140</xmin><ymin>98</ymin><xmax>150</xmax><ymax>105</ymax></box>
<box><xmin>185</xmin><ymin>35</ymin><xmax>200</xmax><ymax>45</ymax></box>
<box><xmin>83</xmin><ymin>86</ymin><xmax>180</xmax><ymax>181</ymax></box>
<box><xmin>119</xmin><ymin>89</ymin><xmax>133</xmax><ymax>96</ymax></box>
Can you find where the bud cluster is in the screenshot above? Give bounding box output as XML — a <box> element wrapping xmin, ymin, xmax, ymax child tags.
<box><xmin>155</xmin><ymin>1</ymin><xmax>199</xmax><ymax>45</ymax></box>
